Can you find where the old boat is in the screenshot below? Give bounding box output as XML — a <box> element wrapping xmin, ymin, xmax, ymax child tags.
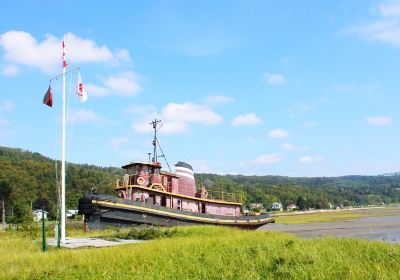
<box><xmin>78</xmin><ymin>119</ymin><xmax>275</xmax><ymax>229</ymax></box>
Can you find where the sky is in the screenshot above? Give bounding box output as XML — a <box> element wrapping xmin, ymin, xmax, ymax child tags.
<box><xmin>1</xmin><ymin>0</ymin><xmax>400</xmax><ymax>177</ymax></box>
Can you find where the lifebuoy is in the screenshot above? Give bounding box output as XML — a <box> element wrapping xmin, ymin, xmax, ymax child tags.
<box><xmin>137</xmin><ymin>176</ymin><xmax>145</xmax><ymax>185</ymax></box>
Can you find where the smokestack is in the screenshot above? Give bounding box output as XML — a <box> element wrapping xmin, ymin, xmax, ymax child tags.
<box><xmin>175</xmin><ymin>161</ymin><xmax>196</xmax><ymax>196</ymax></box>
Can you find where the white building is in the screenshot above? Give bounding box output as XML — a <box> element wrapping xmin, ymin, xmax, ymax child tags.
<box><xmin>271</xmin><ymin>202</ymin><xmax>283</xmax><ymax>211</ymax></box>
<box><xmin>32</xmin><ymin>209</ymin><xmax>48</xmax><ymax>222</ymax></box>
<box><xmin>66</xmin><ymin>209</ymin><xmax>79</xmax><ymax>218</ymax></box>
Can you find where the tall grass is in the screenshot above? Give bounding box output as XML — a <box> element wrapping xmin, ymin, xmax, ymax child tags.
<box><xmin>0</xmin><ymin>226</ymin><xmax>399</xmax><ymax>279</ymax></box>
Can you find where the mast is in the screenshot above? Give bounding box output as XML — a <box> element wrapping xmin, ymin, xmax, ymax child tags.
<box><xmin>61</xmin><ymin>35</ymin><xmax>66</xmax><ymax>243</ymax></box>
<box><xmin>150</xmin><ymin>119</ymin><xmax>161</xmax><ymax>162</ymax></box>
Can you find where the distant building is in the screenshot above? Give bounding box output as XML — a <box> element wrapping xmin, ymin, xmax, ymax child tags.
<box><xmin>250</xmin><ymin>203</ymin><xmax>264</xmax><ymax>210</ymax></box>
<box><xmin>286</xmin><ymin>204</ymin><xmax>297</xmax><ymax>211</ymax></box>
<box><xmin>66</xmin><ymin>209</ymin><xmax>79</xmax><ymax>218</ymax></box>
<box><xmin>271</xmin><ymin>202</ymin><xmax>283</xmax><ymax>211</ymax></box>
<box><xmin>32</xmin><ymin>209</ymin><xmax>48</xmax><ymax>222</ymax></box>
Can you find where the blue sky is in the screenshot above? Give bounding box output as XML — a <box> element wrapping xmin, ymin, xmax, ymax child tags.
<box><xmin>1</xmin><ymin>0</ymin><xmax>400</xmax><ymax>176</ymax></box>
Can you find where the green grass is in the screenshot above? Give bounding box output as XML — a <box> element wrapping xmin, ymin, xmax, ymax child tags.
<box><xmin>274</xmin><ymin>207</ymin><xmax>400</xmax><ymax>224</ymax></box>
<box><xmin>1</xmin><ymin>226</ymin><xmax>400</xmax><ymax>279</ymax></box>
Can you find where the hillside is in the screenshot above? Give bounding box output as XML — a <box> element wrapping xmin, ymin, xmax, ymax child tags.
<box><xmin>0</xmin><ymin>146</ymin><xmax>399</xmax><ymax>221</ymax></box>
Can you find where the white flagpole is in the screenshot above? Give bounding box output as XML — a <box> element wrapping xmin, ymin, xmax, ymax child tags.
<box><xmin>61</xmin><ymin>34</ymin><xmax>67</xmax><ymax>243</ymax></box>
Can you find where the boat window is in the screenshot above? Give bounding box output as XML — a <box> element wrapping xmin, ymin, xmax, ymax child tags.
<box><xmin>142</xmin><ymin>166</ymin><xmax>148</xmax><ymax>175</ymax></box>
<box><xmin>153</xmin><ymin>168</ymin><xmax>160</xmax><ymax>175</ymax></box>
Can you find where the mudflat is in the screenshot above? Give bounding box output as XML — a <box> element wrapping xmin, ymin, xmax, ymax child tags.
<box><xmin>260</xmin><ymin>208</ymin><xmax>400</xmax><ymax>243</ymax></box>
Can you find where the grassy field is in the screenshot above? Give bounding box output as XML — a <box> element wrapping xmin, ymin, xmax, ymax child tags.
<box><xmin>273</xmin><ymin>207</ymin><xmax>400</xmax><ymax>224</ymax></box>
<box><xmin>1</xmin><ymin>226</ymin><xmax>400</xmax><ymax>280</ymax></box>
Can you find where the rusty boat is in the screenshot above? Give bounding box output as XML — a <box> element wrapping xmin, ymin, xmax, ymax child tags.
<box><xmin>78</xmin><ymin>119</ymin><xmax>275</xmax><ymax>229</ymax></box>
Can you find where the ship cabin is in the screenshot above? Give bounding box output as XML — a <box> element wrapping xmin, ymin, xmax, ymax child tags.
<box><xmin>115</xmin><ymin>161</ymin><xmax>242</xmax><ymax>217</ymax></box>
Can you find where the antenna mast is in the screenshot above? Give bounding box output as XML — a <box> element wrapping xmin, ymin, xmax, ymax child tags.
<box><xmin>150</xmin><ymin>119</ymin><xmax>161</xmax><ymax>162</ymax></box>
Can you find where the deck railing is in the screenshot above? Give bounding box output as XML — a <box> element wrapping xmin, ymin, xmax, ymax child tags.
<box><xmin>116</xmin><ymin>175</ymin><xmax>243</xmax><ymax>203</ymax></box>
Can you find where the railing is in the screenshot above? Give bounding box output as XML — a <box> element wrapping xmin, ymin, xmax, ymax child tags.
<box><xmin>197</xmin><ymin>188</ymin><xmax>243</xmax><ymax>203</ymax></box>
<box><xmin>116</xmin><ymin>175</ymin><xmax>243</xmax><ymax>203</ymax></box>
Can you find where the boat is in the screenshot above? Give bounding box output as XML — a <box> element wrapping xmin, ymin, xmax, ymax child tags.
<box><xmin>78</xmin><ymin>119</ymin><xmax>275</xmax><ymax>229</ymax></box>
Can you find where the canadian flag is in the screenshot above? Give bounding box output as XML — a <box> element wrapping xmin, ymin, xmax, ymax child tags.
<box><xmin>62</xmin><ymin>37</ymin><xmax>68</xmax><ymax>68</ymax></box>
<box><xmin>76</xmin><ymin>72</ymin><xmax>88</xmax><ymax>102</ymax></box>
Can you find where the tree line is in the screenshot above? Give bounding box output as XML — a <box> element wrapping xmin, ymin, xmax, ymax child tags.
<box><xmin>1</xmin><ymin>146</ymin><xmax>399</xmax><ymax>222</ymax></box>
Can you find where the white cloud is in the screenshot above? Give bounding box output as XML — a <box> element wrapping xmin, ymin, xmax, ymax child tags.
<box><xmin>231</xmin><ymin>113</ymin><xmax>262</xmax><ymax>126</ymax></box>
<box><xmin>204</xmin><ymin>95</ymin><xmax>234</xmax><ymax>105</ymax></box>
<box><xmin>131</xmin><ymin>102</ymin><xmax>223</xmax><ymax>135</ymax></box>
<box><xmin>111</xmin><ymin>137</ymin><xmax>129</xmax><ymax>148</ymax></box>
<box><xmin>366</xmin><ymin>116</ymin><xmax>392</xmax><ymax>126</ymax></box>
<box><xmin>0</xmin><ymin>101</ymin><xmax>14</xmax><ymax>112</ymax></box>
<box><xmin>0</xmin><ymin>118</ymin><xmax>10</xmax><ymax>126</ymax></box>
<box><xmin>345</xmin><ymin>1</ymin><xmax>400</xmax><ymax>47</ymax></box>
<box><xmin>281</xmin><ymin>143</ymin><xmax>295</xmax><ymax>151</ymax></box>
<box><xmin>299</xmin><ymin>155</ymin><xmax>322</xmax><ymax>164</ymax></box>
<box><xmin>263</xmin><ymin>72</ymin><xmax>287</xmax><ymax>85</ymax></box>
<box><xmin>85</xmin><ymin>84</ymin><xmax>110</xmax><ymax>97</ymax></box>
<box><xmin>103</xmin><ymin>71</ymin><xmax>142</xmax><ymax>96</ymax></box>
<box><xmin>269</xmin><ymin>128</ymin><xmax>289</xmax><ymax>139</ymax></box>
<box><xmin>162</xmin><ymin>102</ymin><xmax>223</xmax><ymax>125</ymax></box>
<box><xmin>1</xmin><ymin>64</ymin><xmax>19</xmax><ymax>76</ymax></box>
<box><xmin>241</xmin><ymin>153</ymin><xmax>284</xmax><ymax>166</ymax></box>
<box><xmin>86</xmin><ymin>71</ymin><xmax>142</xmax><ymax>98</ymax></box>
<box><xmin>0</xmin><ymin>31</ymin><xmax>131</xmax><ymax>73</ymax></box>
<box><xmin>67</xmin><ymin>109</ymin><xmax>102</xmax><ymax>124</ymax></box>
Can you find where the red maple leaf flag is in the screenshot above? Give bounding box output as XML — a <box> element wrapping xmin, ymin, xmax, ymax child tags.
<box><xmin>42</xmin><ymin>85</ymin><xmax>53</xmax><ymax>107</ymax></box>
<box><xmin>62</xmin><ymin>37</ymin><xmax>68</xmax><ymax>68</ymax></box>
<box><xmin>76</xmin><ymin>72</ymin><xmax>88</xmax><ymax>102</ymax></box>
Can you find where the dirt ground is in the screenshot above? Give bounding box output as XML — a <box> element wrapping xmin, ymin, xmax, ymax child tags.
<box><xmin>260</xmin><ymin>208</ymin><xmax>400</xmax><ymax>243</ymax></box>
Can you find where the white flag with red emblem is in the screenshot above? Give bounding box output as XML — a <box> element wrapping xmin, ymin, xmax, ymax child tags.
<box><xmin>76</xmin><ymin>72</ymin><xmax>88</xmax><ymax>102</ymax></box>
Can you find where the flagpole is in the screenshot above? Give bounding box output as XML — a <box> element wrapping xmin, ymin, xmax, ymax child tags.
<box><xmin>61</xmin><ymin>35</ymin><xmax>67</xmax><ymax>243</ymax></box>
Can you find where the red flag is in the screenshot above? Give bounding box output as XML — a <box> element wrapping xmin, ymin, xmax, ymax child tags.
<box><xmin>62</xmin><ymin>38</ymin><xmax>68</xmax><ymax>68</ymax></box>
<box><xmin>42</xmin><ymin>86</ymin><xmax>53</xmax><ymax>107</ymax></box>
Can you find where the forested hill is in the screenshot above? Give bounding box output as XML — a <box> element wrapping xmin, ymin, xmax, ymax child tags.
<box><xmin>0</xmin><ymin>146</ymin><xmax>400</xmax><ymax>221</ymax></box>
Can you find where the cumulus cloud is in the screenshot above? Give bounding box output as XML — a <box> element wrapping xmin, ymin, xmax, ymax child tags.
<box><xmin>345</xmin><ymin>0</ymin><xmax>400</xmax><ymax>47</ymax></box>
<box><xmin>0</xmin><ymin>31</ymin><xmax>131</xmax><ymax>73</ymax></box>
<box><xmin>1</xmin><ymin>65</ymin><xmax>19</xmax><ymax>76</ymax></box>
<box><xmin>67</xmin><ymin>109</ymin><xmax>103</xmax><ymax>124</ymax></box>
<box><xmin>231</xmin><ymin>113</ymin><xmax>262</xmax><ymax>126</ymax></box>
<box><xmin>86</xmin><ymin>71</ymin><xmax>142</xmax><ymax>97</ymax></box>
<box><xmin>366</xmin><ymin>116</ymin><xmax>392</xmax><ymax>126</ymax></box>
<box><xmin>241</xmin><ymin>153</ymin><xmax>284</xmax><ymax>166</ymax></box>
<box><xmin>131</xmin><ymin>102</ymin><xmax>223</xmax><ymax>135</ymax></box>
<box><xmin>263</xmin><ymin>72</ymin><xmax>287</xmax><ymax>85</ymax></box>
<box><xmin>299</xmin><ymin>155</ymin><xmax>322</xmax><ymax>164</ymax></box>
<box><xmin>269</xmin><ymin>128</ymin><xmax>289</xmax><ymax>139</ymax></box>
<box><xmin>103</xmin><ymin>72</ymin><xmax>142</xmax><ymax>96</ymax></box>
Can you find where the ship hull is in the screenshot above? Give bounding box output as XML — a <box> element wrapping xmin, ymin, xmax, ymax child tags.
<box><xmin>78</xmin><ymin>194</ymin><xmax>275</xmax><ymax>230</ymax></box>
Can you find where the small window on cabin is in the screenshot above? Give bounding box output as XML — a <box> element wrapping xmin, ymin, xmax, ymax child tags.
<box><xmin>154</xmin><ymin>168</ymin><xmax>160</xmax><ymax>175</ymax></box>
<box><xmin>143</xmin><ymin>166</ymin><xmax>148</xmax><ymax>175</ymax></box>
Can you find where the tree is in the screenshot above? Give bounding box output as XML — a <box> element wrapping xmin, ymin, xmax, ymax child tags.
<box><xmin>0</xmin><ymin>181</ymin><xmax>12</xmax><ymax>223</ymax></box>
<box><xmin>297</xmin><ymin>196</ymin><xmax>306</xmax><ymax>211</ymax></box>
